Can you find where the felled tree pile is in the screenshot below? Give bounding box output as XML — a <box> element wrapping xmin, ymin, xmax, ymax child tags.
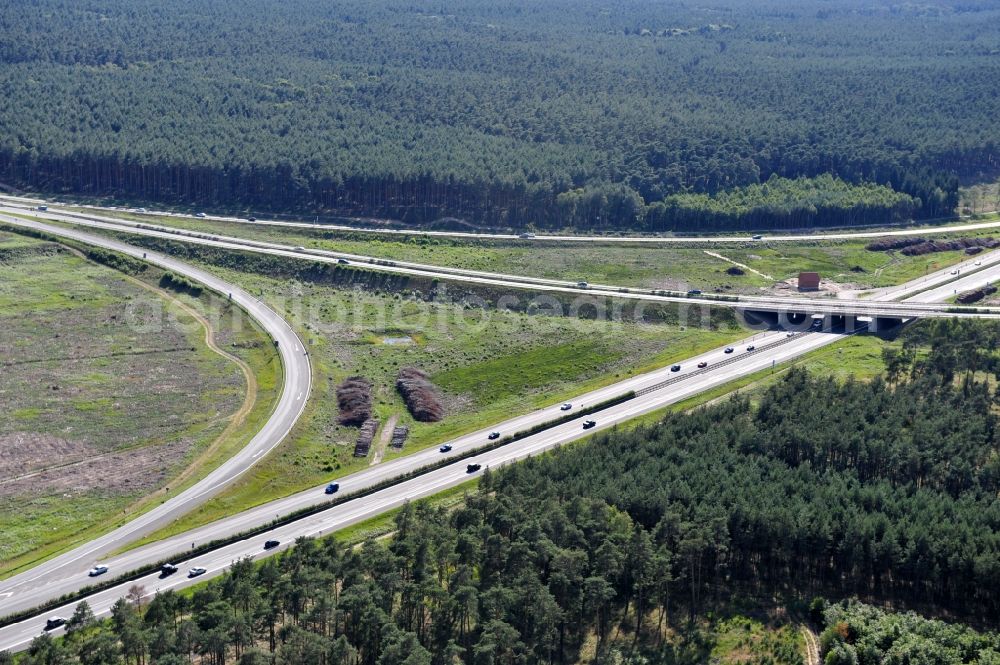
<box><xmin>396</xmin><ymin>367</ymin><xmax>445</xmax><ymax>422</ymax></box>
<box><xmin>900</xmin><ymin>237</ymin><xmax>999</xmax><ymax>256</ymax></box>
<box><xmin>867</xmin><ymin>236</ymin><xmax>998</xmax><ymax>255</ymax></box>
<box><xmin>390</xmin><ymin>425</ymin><xmax>409</xmax><ymax>449</ymax></box>
<box><xmin>866</xmin><ymin>237</ymin><xmax>926</xmax><ymax>251</ymax></box>
<box><xmin>354</xmin><ymin>418</ymin><xmax>378</xmax><ymax>457</ymax></box>
<box><xmin>336</xmin><ymin>376</ymin><xmax>373</xmax><ymax>426</ymax></box>
<box><xmin>956</xmin><ymin>285</ymin><xmax>997</xmax><ymax>304</ymax></box>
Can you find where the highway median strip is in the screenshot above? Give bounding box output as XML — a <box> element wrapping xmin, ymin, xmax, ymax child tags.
<box><xmin>0</xmin><ymin>390</ymin><xmax>635</xmax><ymax>629</ymax></box>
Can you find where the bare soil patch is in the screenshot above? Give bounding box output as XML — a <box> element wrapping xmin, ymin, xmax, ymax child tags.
<box><xmin>0</xmin><ymin>433</ymin><xmax>191</xmax><ymax>500</ymax></box>
<box><xmin>0</xmin><ymin>432</ymin><xmax>94</xmax><ymax>479</ymax></box>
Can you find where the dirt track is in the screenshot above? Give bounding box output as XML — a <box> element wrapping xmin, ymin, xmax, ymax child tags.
<box><xmin>1</xmin><ymin>245</ymin><xmax>254</xmax><ymax>500</ymax></box>
<box><xmin>801</xmin><ymin>624</ymin><xmax>820</xmax><ymax>665</ymax></box>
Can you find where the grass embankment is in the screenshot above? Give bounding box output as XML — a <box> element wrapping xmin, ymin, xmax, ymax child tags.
<box><xmin>129</xmin><ymin>257</ymin><xmax>745</xmax><ymax>542</ymax></box>
<box><xmin>620</xmin><ymin>333</ymin><xmax>895</xmax><ymax>432</ymax></box>
<box><xmin>0</xmin><ymin>232</ymin><xmax>280</xmax><ymax>578</ymax></box>
<box><xmin>13</xmin><ymin>216</ymin><xmax>918</xmax><ymax>556</ymax></box>
<box><xmin>85</xmin><ymin>210</ymin><xmax>981</xmax><ymax>292</ymax></box>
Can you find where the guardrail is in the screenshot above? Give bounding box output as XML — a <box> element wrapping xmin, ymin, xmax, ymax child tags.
<box><xmin>0</xmin><ymin>390</ymin><xmax>635</xmax><ymax>629</ymax></box>
<box><xmin>635</xmin><ymin>332</ymin><xmax>809</xmax><ymax>397</ymax></box>
<box><xmin>22</xmin><ymin>210</ymin><xmax>1000</xmax><ymax>319</ymax></box>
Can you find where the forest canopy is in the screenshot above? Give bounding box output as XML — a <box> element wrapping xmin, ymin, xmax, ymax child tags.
<box><xmin>0</xmin><ymin>0</ymin><xmax>997</xmax><ymax>230</ymax></box>
<box><xmin>6</xmin><ymin>321</ymin><xmax>1000</xmax><ymax>664</ymax></box>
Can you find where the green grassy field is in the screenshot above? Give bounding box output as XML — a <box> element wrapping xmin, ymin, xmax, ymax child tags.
<box><xmin>83</xmin><ymin>210</ymin><xmax>987</xmax><ymax>293</ymax></box>
<box><xmin>0</xmin><ymin>233</ymin><xmax>280</xmax><ymax>577</ymax></box>
<box><xmin>617</xmin><ymin>333</ymin><xmax>896</xmax><ymax>433</ymax></box>
<box><xmin>133</xmin><ymin>260</ymin><xmax>746</xmax><ymax>541</ymax></box>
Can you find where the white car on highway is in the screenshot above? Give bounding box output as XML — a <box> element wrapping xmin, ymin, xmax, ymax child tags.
<box><xmin>188</xmin><ymin>566</ymin><xmax>207</xmax><ymax>578</ymax></box>
<box><xmin>87</xmin><ymin>565</ymin><xmax>108</xmax><ymax>577</ymax></box>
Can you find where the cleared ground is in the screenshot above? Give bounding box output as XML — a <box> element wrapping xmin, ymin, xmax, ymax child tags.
<box><xmin>0</xmin><ymin>233</ymin><xmax>278</xmax><ymax>573</ymax></box>
<box><xmin>134</xmin><ymin>261</ymin><xmax>746</xmax><ymax>539</ymax></box>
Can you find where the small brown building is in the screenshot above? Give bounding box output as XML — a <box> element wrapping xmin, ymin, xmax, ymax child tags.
<box><xmin>798</xmin><ymin>272</ymin><xmax>821</xmax><ymax>291</ymax></box>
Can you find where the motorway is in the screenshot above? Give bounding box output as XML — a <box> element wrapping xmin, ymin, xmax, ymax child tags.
<box><xmin>0</xmin><ymin>327</ymin><xmax>839</xmax><ymax>651</ymax></box>
<box><xmin>0</xmin><ymin>216</ymin><xmax>311</xmax><ymax>593</ymax></box>
<box><xmin>2</xmin><ymin>205</ymin><xmax>1000</xmax><ymax>652</ymax></box>
<box><xmin>3</xmin><ymin>193</ymin><xmax>996</xmax><ymax>244</ymax></box>
<box><xmin>3</xmin><ymin>204</ymin><xmax>999</xmax><ymax>321</ymax></box>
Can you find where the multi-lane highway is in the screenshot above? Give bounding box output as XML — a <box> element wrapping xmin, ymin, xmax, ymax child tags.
<box><xmin>0</xmin><ymin>328</ymin><xmax>838</xmax><ymax>651</ymax></box>
<box><xmin>3</xmin><ymin>194</ymin><xmax>996</xmax><ymax>244</ymax></box>
<box><xmin>0</xmin><ymin>216</ymin><xmax>312</xmax><ymax>593</ymax></box>
<box><xmin>2</xmin><ymin>201</ymin><xmax>999</xmax><ymax>653</ymax></box>
<box><xmin>3</xmin><ymin>204</ymin><xmax>999</xmax><ymax>321</ymax></box>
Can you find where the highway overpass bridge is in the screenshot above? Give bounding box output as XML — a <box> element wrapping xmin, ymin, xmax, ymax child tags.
<box><xmin>728</xmin><ymin>299</ymin><xmax>999</xmax><ymax>332</ymax></box>
<box><xmin>4</xmin><ymin>204</ymin><xmax>999</xmax><ymax>333</ymax></box>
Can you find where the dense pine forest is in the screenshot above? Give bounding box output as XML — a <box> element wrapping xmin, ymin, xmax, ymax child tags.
<box><xmin>7</xmin><ymin>320</ymin><xmax>999</xmax><ymax>664</ymax></box>
<box><xmin>1</xmin><ymin>0</ymin><xmax>998</xmax><ymax>230</ymax></box>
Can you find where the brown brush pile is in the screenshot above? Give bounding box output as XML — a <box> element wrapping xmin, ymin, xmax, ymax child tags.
<box><xmin>867</xmin><ymin>236</ymin><xmax>999</xmax><ymax>255</ymax></box>
<box><xmin>866</xmin><ymin>237</ymin><xmax>926</xmax><ymax>251</ymax></box>
<box><xmin>336</xmin><ymin>376</ymin><xmax>373</xmax><ymax>426</ymax></box>
<box><xmin>956</xmin><ymin>285</ymin><xmax>997</xmax><ymax>304</ymax></box>
<box><xmin>396</xmin><ymin>367</ymin><xmax>445</xmax><ymax>422</ymax></box>
<box><xmin>900</xmin><ymin>238</ymin><xmax>999</xmax><ymax>256</ymax></box>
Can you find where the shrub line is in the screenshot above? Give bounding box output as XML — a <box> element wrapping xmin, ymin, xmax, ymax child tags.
<box><xmin>0</xmin><ymin>390</ymin><xmax>634</xmax><ymax>628</ymax></box>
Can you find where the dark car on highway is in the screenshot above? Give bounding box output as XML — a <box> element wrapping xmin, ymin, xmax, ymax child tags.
<box><xmin>466</xmin><ymin>463</ymin><xmax>482</xmax><ymax>473</ymax></box>
<box><xmin>488</xmin><ymin>431</ymin><xmax>500</xmax><ymax>440</ymax></box>
<box><xmin>439</xmin><ymin>444</ymin><xmax>452</xmax><ymax>453</ymax></box>
<box><xmin>582</xmin><ymin>420</ymin><xmax>597</xmax><ymax>429</ymax></box>
<box><xmin>670</xmin><ymin>365</ymin><xmax>681</xmax><ymax>372</ymax></box>
<box><xmin>45</xmin><ymin>617</ymin><xmax>66</xmax><ymax>631</ymax></box>
<box><xmin>325</xmin><ymin>483</ymin><xmax>340</xmax><ymax>494</ymax></box>
<box><xmin>264</xmin><ymin>540</ymin><xmax>280</xmax><ymax>550</ymax></box>
<box><xmin>697</xmin><ymin>361</ymin><xmax>708</xmax><ymax>368</ymax></box>
<box><xmin>160</xmin><ymin>563</ymin><xmax>179</xmax><ymax>576</ymax></box>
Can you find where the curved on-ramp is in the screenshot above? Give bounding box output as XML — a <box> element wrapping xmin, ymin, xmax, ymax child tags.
<box><xmin>5</xmin><ymin>204</ymin><xmax>1000</xmax><ymax>322</ymax></box>
<box><xmin>2</xmin><ymin>202</ymin><xmax>1000</xmax><ymax>650</ymax></box>
<box><xmin>0</xmin><ymin>215</ymin><xmax>311</xmax><ymax>585</ymax></box>
<box><xmin>7</xmin><ymin>194</ymin><xmax>996</xmax><ymax>244</ymax></box>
